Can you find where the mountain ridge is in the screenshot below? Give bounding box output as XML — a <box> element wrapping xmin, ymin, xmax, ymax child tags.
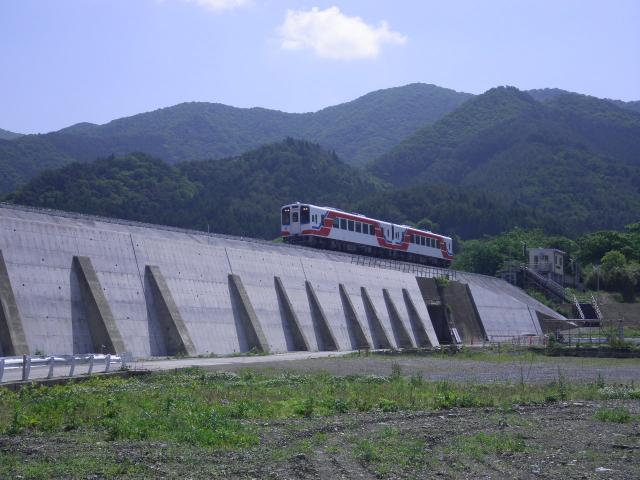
<box><xmin>0</xmin><ymin>83</ymin><xmax>472</xmax><ymax>194</ymax></box>
<box><xmin>368</xmin><ymin>86</ymin><xmax>640</xmax><ymax>234</ymax></box>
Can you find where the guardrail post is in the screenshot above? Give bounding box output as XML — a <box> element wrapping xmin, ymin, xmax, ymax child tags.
<box><xmin>105</xmin><ymin>354</ymin><xmax>111</xmax><ymax>373</ymax></box>
<box><xmin>22</xmin><ymin>354</ymin><xmax>30</xmax><ymax>381</ymax></box>
<box><xmin>47</xmin><ymin>356</ymin><xmax>55</xmax><ymax>379</ymax></box>
<box><xmin>88</xmin><ymin>354</ymin><xmax>94</xmax><ymax>375</ymax></box>
<box><xmin>69</xmin><ymin>355</ymin><xmax>76</xmax><ymax>377</ymax></box>
<box><xmin>0</xmin><ymin>358</ymin><xmax>4</xmax><ymax>383</ymax></box>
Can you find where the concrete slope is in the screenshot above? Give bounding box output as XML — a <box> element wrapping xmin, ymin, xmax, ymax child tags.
<box><xmin>0</xmin><ymin>204</ymin><xmax>561</xmax><ymax>357</ymax></box>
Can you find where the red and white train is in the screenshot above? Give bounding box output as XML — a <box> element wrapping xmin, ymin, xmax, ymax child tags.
<box><xmin>281</xmin><ymin>202</ymin><xmax>454</xmax><ymax>267</ymax></box>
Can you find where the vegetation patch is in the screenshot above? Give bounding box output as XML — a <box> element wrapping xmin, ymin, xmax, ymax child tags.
<box><xmin>449</xmin><ymin>432</ymin><xmax>527</xmax><ymax>461</ymax></box>
<box><xmin>1</xmin><ymin>366</ymin><xmax>639</xmax><ymax>454</ymax></box>
<box><xmin>594</xmin><ymin>406</ymin><xmax>635</xmax><ymax>423</ymax></box>
<box><xmin>353</xmin><ymin>426</ymin><xmax>432</xmax><ymax>476</ymax></box>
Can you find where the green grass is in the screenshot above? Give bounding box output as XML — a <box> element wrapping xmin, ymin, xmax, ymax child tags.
<box><xmin>0</xmin><ymin>450</ymin><xmax>148</xmax><ymax>479</ymax></box>
<box><xmin>353</xmin><ymin>426</ymin><xmax>432</xmax><ymax>476</ymax></box>
<box><xmin>449</xmin><ymin>432</ymin><xmax>527</xmax><ymax>460</ymax></box>
<box><xmin>1</xmin><ymin>368</ymin><xmax>639</xmax><ymax>452</ymax></box>
<box><xmin>594</xmin><ymin>406</ymin><xmax>635</xmax><ymax>423</ymax></box>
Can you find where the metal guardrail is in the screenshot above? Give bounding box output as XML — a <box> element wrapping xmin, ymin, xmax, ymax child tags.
<box><xmin>350</xmin><ymin>255</ymin><xmax>456</xmax><ymax>280</ymax></box>
<box><xmin>486</xmin><ymin>335</ymin><xmax>548</xmax><ymax>346</ymax></box>
<box><xmin>0</xmin><ymin>354</ymin><xmax>126</xmax><ymax>383</ymax></box>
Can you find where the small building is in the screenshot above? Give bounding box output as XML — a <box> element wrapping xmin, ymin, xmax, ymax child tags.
<box><xmin>528</xmin><ymin>248</ymin><xmax>565</xmax><ymax>284</ymax></box>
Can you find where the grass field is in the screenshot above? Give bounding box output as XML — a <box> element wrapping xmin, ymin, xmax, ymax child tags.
<box><xmin>1</xmin><ymin>354</ymin><xmax>639</xmax><ymax>478</ymax></box>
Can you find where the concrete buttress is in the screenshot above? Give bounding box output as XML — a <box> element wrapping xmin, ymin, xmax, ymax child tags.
<box><xmin>72</xmin><ymin>256</ymin><xmax>126</xmax><ymax>354</ymax></box>
<box><xmin>338</xmin><ymin>283</ymin><xmax>371</xmax><ymax>349</ymax></box>
<box><xmin>228</xmin><ymin>274</ymin><xmax>270</xmax><ymax>353</ymax></box>
<box><xmin>305</xmin><ymin>281</ymin><xmax>338</xmax><ymax>351</ymax></box>
<box><xmin>145</xmin><ymin>265</ymin><xmax>197</xmax><ymax>356</ymax></box>
<box><xmin>383</xmin><ymin>288</ymin><xmax>415</xmax><ymax>348</ymax></box>
<box><xmin>360</xmin><ymin>287</ymin><xmax>393</xmax><ymax>349</ymax></box>
<box><xmin>0</xmin><ymin>250</ymin><xmax>29</xmax><ymax>355</ymax></box>
<box><xmin>402</xmin><ymin>288</ymin><xmax>434</xmax><ymax>347</ymax></box>
<box><xmin>274</xmin><ymin>276</ymin><xmax>310</xmax><ymax>351</ymax></box>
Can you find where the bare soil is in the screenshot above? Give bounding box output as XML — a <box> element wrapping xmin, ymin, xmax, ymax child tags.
<box><xmin>2</xmin><ymin>400</ymin><xmax>638</xmax><ymax>479</ymax></box>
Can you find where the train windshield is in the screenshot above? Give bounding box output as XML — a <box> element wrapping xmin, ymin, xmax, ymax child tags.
<box><xmin>281</xmin><ymin>207</ymin><xmax>290</xmax><ymax>225</ymax></box>
<box><xmin>300</xmin><ymin>205</ymin><xmax>310</xmax><ymax>224</ymax></box>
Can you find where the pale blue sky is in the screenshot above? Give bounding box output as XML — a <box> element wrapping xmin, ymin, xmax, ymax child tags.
<box><xmin>1</xmin><ymin>0</ymin><xmax>639</xmax><ymax>133</ymax></box>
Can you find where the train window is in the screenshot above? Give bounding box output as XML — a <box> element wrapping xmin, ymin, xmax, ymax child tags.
<box><xmin>292</xmin><ymin>212</ymin><xmax>299</xmax><ymax>223</ymax></box>
<box><xmin>422</xmin><ymin>236</ymin><xmax>426</xmax><ymax>246</ymax></box>
<box><xmin>369</xmin><ymin>224</ymin><xmax>375</xmax><ymax>235</ymax></box>
<box><xmin>355</xmin><ymin>222</ymin><xmax>361</xmax><ymax>233</ymax></box>
<box><xmin>348</xmin><ymin>220</ymin><xmax>354</xmax><ymax>231</ymax></box>
<box><xmin>281</xmin><ymin>207</ymin><xmax>290</xmax><ymax>225</ymax></box>
<box><xmin>300</xmin><ymin>205</ymin><xmax>310</xmax><ymax>224</ymax></box>
<box><xmin>340</xmin><ymin>218</ymin><xmax>347</xmax><ymax>230</ymax></box>
<box><xmin>333</xmin><ymin>217</ymin><xmax>339</xmax><ymax>228</ymax></box>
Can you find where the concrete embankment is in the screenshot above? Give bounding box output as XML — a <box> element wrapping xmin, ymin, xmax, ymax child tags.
<box><xmin>0</xmin><ymin>204</ymin><xmax>562</xmax><ymax>358</ymax></box>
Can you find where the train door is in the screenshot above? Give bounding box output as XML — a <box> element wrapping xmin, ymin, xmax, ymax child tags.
<box><xmin>290</xmin><ymin>204</ymin><xmax>301</xmax><ymax>235</ymax></box>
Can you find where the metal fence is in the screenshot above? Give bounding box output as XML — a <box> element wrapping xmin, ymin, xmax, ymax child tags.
<box><xmin>0</xmin><ymin>354</ymin><xmax>127</xmax><ymax>384</ymax></box>
<box><xmin>485</xmin><ymin>335</ymin><xmax>548</xmax><ymax>347</ymax></box>
<box><xmin>350</xmin><ymin>255</ymin><xmax>456</xmax><ymax>280</ymax></box>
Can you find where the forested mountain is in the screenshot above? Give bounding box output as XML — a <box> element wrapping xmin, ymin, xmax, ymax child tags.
<box><xmin>527</xmin><ymin>88</ymin><xmax>640</xmax><ymax>114</ymax></box>
<box><xmin>6</xmin><ymin>140</ymin><xmax>377</xmax><ymax>239</ymax></box>
<box><xmin>368</xmin><ymin>87</ymin><xmax>640</xmax><ymax>234</ymax></box>
<box><xmin>7</xmin><ymin>139</ymin><xmax>561</xmax><ymax>240</ymax></box>
<box><xmin>3</xmin><ymin>83</ymin><xmax>640</xmax><ymax>238</ymax></box>
<box><xmin>0</xmin><ymin>84</ymin><xmax>470</xmax><ymax>195</ymax></box>
<box><xmin>0</xmin><ymin>128</ymin><xmax>22</xmax><ymax>140</ymax></box>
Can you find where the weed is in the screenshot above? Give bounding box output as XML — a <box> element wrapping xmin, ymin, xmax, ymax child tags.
<box><xmin>451</xmin><ymin>432</ymin><xmax>526</xmax><ymax>460</ymax></box>
<box><xmin>293</xmin><ymin>397</ymin><xmax>315</xmax><ymax>417</ymax></box>
<box><xmin>378</xmin><ymin>398</ymin><xmax>399</xmax><ymax>412</ymax></box>
<box><xmin>594</xmin><ymin>406</ymin><xmax>633</xmax><ymax>423</ymax></box>
<box><xmin>390</xmin><ymin>362</ymin><xmax>402</xmax><ymax>380</ymax></box>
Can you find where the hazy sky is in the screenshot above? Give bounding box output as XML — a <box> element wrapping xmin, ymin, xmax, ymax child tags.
<box><xmin>1</xmin><ymin>0</ymin><xmax>639</xmax><ymax>133</ymax></box>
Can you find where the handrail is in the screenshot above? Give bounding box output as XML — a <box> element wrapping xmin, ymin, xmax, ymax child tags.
<box><xmin>350</xmin><ymin>255</ymin><xmax>456</xmax><ymax>280</ymax></box>
<box><xmin>0</xmin><ymin>354</ymin><xmax>127</xmax><ymax>383</ymax></box>
<box><xmin>591</xmin><ymin>294</ymin><xmax>603</xmax><ymax>320</ymax></box>
<box><xmin>521</xmin><ymin>265</ymin><xmax>568</xmax><ymax>302</ymax></box>
<box><xmin>573</xmin><ymin>295</ymin><xmax>585</xmax><ymax>320</ymax></box>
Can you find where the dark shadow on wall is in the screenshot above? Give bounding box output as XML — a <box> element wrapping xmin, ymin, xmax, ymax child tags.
<box><xmin>69</xmin><ymin>267</ymin><xmax>93</xmax><ymax>354</ymax></box>
<box><xmin>143</xmin><ymin>273</ymin><xmax>169</xmax><ymax>356</ymax></box>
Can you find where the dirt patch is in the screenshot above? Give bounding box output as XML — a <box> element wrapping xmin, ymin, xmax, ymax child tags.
<box><xmin>2</xmin><ymin>401</ymin><xmax>638</xmax><ymax>479</ymax></box>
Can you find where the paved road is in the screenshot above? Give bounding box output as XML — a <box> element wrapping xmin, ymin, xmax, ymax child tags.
<box><xmin>0</xmin><ymin>351</ymin><xmax>354</xmax><ymax>384</ymax></box>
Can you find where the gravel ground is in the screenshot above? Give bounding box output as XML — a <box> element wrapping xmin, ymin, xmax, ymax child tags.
<box><xmin>208</xmin><ymin>353</ymin><xmax>640</xmax><ymax>384</ymax></box>
<box><xmin>2</xmin><ymin>400</ymin><xmax>638</xmax><ymax>479</ymax></box>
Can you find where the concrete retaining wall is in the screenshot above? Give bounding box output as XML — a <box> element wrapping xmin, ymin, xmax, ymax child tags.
<box><xmin>0</xmin><ymin>205</ymin><xmax>563</xmax><ymax>357</ymax></box>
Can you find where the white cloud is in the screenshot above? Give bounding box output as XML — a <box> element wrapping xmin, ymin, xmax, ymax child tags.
<box><xmin>179</xmin><ymin>0</ymin><xmax>250</xmax><ymax>12</ymax></box>
<box><xmin>278</xmin><ymin>6</ymin><xmax>407</xmax><ymax>60</ymax></box>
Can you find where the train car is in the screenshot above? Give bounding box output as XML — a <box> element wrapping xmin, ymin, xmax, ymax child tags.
<box><xmin>280</xmin><ymin>202</ymin><xmax>453</xmax><ymax>267</ymax></box>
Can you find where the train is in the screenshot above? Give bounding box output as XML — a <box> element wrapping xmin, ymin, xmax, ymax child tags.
<box><xmin>280</xmin><ymin>202</ymin><xmax>453</xmax><ymax>267</ymax></box>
